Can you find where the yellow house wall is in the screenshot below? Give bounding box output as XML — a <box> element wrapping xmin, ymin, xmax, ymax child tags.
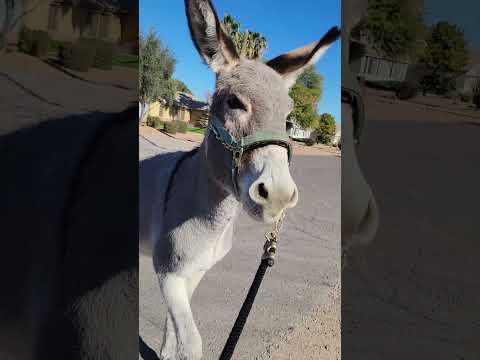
<box><xmin>22</xmin><ymin>3</ymin><xmax>121</xmax><ymax>43</ymax></box>
<box><xmin>147</xmin><ymin>103</ymin><xmax>197</xmax><ymax>123</ymax></box>
<box><xmin>190</xmin><ymin>110</ymin><xmax>207</xmax><ymax>126</ymax></box>
<box><xmin>22</xmin><ymin>0</ymin><xmax>50</xmax><ymax>31</ymax></box>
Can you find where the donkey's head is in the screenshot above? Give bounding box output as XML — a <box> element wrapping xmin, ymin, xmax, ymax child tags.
<box><xmin>186</xmin><ymin>0</ymin><xmax>340</xmax><ymax>223</ymax></box>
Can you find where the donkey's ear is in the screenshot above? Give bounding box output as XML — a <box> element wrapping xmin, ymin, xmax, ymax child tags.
<box><xmin>267</xmin><ymin>26</ymin><xmax>341</xmax><ymax>88</ymax></box>
<box><xmin>185</xmin><ymin>0</ymin><xmax>239</xmax><ymax>73</ymax></box>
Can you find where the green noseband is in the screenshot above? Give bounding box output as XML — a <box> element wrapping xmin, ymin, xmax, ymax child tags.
<box><xmin>208</xmin><ymin>116</ymin><xmax>293</xmax><ymax>197</ymax></box>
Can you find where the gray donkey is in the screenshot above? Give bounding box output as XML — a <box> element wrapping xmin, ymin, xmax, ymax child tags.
<box><xmin>139</xmin><ymin>1</ymin><xmax>340</xmax><ymax>359</ymax></box>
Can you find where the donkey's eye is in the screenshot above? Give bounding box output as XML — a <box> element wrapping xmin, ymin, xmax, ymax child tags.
<box><xmin>227</xmin><ymin>95</ymin><xmax>247</xmax><ymax>111</ymax></box>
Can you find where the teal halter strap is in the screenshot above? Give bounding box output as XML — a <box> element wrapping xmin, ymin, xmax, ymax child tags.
<box><xmin>208</xmin><ymin>116</ymin><xmax>293</xmax><ymax>197</ymax></box>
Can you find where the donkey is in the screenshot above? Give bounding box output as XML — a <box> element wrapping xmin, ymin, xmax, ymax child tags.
<box><xmin>342</xmin><ymin>0</ymin><xmax>379</xmax><ymax>249</ymax></box>
<box><xmin>139</xmin><ymin>1</ymin><xmax>340</xmax><ymax>359</ymax></box>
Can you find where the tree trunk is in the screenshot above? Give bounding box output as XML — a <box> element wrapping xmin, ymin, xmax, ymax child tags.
<box><xmin>139</xmin><ymin>102</ymin><xmax>150</xmax><ymax>124</ymax></box>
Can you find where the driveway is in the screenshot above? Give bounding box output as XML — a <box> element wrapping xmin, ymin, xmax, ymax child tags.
<box><xmin>139</xmin><ymin>130</ymin><xmax>340</xmax><ymax>359</ymax></box>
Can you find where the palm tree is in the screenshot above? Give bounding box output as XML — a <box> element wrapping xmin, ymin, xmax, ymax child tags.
<box><xmin>222</xmin><ymin>14</ymin><xmax>267</xmax><ymax>60</ymax></box>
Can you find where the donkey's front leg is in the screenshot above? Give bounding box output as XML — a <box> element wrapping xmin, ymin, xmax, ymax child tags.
<box><xmin>160</xmin><ymin>312</ymin><xmax>176</xmax><ymax>360</ymax></box>
<box><xmin>159</xmin><ymin>273</ymin><xmax>202</xmax><ymax>360</ymax></box>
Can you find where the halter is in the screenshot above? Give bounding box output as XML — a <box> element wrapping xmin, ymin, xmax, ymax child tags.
<box><xmin>208</xmin><ymin>116</ymin><xmax>293</xmax><ymax>197</ymax></box>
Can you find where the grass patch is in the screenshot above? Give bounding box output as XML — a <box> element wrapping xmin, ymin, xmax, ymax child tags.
<box><xmin>188</xmin><ymin>127</ymin><xmax>205</xmax><ymax>134</ymax></box>
<box><xmin>113</xmin><ymin>53</ymin><xmax>139</xmax><ymax>69</ymax></box>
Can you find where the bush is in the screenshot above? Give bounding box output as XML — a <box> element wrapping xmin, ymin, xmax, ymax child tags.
<box><xmin>305</xmin><ymin>137</ymin><xmax>315</xmax><ymax>146</ymax></box>
<box><xmin>396</xmin><ymin>81</ymin><xmax>418</xmax><ymax>100</ymax></box>
<box><xmin>62</xmin><ymin>38</ymin><xmax>96</xmax><ymax>72</ymax></box>
<box><xmin>146</xmin><ymin>116</ymin><xmax>165</xmax><ymax>129</ymax></box>
<box><xmin>58</xmin><ymin>38</ymin><xmax>115</xmax><ymax>72</ymax></box>
<box><xmin>19</xmin><ymin>28</ymin><xmax>50</xmax><ymax>58</ymax></box>
<box><xmin>18</xmin><ymin>27</ymin><xmax>34</xmax><ymax>54</ymax></box>
<box><xmin>176</xmin><ymin>121</ymin><xmax>188</xmax><ymax>134</ymax></box>
<box><xmin>30</xmin><ymin>30</ymin><xmax>50</xmax><ymax>58</ymax></box>
<box><xmin>93</xmin><ymin>40</ymin><xmax>115</xmax><ymax>70</ymax></box>
<box><xmin>164</xmin><ymin>121</ymin><xmax>178</xmax><ymax>134</ymax></box>
<box><xmin>459</xmin><ymin>91</ymin><xmax>472</xmax><ymax>103</ymax></box>
<box><xmin>58</xmin><ymin>42</ymin><xmax>73</xmax><ymax>63</ymax></box>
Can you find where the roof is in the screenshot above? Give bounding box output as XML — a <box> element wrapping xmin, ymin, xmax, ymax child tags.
<box><xmin>174</xmin><ymin>92</ymin><xmax>208</xmax><ymax>111</ymax></box>
<box><xmin>58</xmin><ymin>0</ymin><xmax>135</xmax><ymax>13</ymax></box>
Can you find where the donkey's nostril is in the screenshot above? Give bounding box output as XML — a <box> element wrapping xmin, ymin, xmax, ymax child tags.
<box><xmin>258</xmin><ymin>183</ymin><xmax>269</xmax><ymax>200</ymax></box>
<box><xmin>289</xmin><ymin>188</ymin><xmax>297</xmax><ymax>203</ymax></box>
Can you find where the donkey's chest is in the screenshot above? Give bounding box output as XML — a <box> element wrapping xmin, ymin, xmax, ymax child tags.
<box><xmin>167</xmin><ymin>217</ymin><xmax>235</xmax><ymax>276</ymax></box>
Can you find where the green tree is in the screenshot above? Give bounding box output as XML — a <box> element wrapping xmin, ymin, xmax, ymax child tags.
<box><xmin>172</xmin><ymin>79</ymin><xmax>192</xmax><ymax>94</ymax></box>
<box><xmin>288</xmin><ymin>66</ymin><xmax>324</xmax><ymax>129</ymax></box>
<box><xmin>222</xmin><ymin>14</ymin><xmax>267</xmax><ymax>59</ymax></box>
<box><xmin>364</xmin><ymin>0</ymin><xmax>425</xmax><ymax>59</ymax></box>
<box><xmin>139</xmin><ymin>30</ymin><xmax>176</xmax><ymax>122</ymax></box>
<box><xmin>419</xmin><ymin>21</ymin><xmax>469</xmax><ymax>95</ymax></box>
<box><xmin>313</xmin><ymin>113</ymin><xmax>336</xmax><ymax>145</ymax></box>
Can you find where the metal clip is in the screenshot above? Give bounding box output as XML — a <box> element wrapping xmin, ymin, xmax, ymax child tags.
<box><xmin>261</xmin><ymin>211</ymin><xmax>285</xmax><ymax>267</ymax></box>
<box><xmin>262</xmin><ymin>232</ymin><xmax>277</xmax><ymax>267</ymax></box>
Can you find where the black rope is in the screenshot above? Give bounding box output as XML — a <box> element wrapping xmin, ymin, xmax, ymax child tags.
<box><xmin>164</xmin><ymin>147</ymin><xmax>199</xmax><ymax>214</ymax></box>
<box><xmin>219</xmin><ymin>258</ymin><xmax>272</xmax><ymax>360</ymax></box>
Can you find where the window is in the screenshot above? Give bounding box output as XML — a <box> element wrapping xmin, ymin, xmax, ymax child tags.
<box><xmin>48</xmin><ymin>5</ymin><xmax>59</xmax><ymax>31</ymax></box>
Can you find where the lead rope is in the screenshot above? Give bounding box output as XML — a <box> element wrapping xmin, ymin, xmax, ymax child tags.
<box><xmin>219</xmin><ymin>211</ymin><xmax>286</xmax><ymax>360</ymax></box>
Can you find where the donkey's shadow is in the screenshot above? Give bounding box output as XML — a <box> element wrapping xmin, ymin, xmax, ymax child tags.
<box><xmin>139</xmin><ymin>336</ymin><xmax>160</xmax><ymax>360</ymax></box>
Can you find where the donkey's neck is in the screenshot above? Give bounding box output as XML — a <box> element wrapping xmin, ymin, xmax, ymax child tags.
<box><xmin>167</xmin><ymin>143</ymin><xmax>240</xmax><ymax>232</ymax></box>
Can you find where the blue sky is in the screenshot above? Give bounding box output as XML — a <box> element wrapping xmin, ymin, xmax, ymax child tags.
<box><xmin>140</xmin><ymin>0</ymin><xmax>341</xmax><ymax>122</ymax></box>
<box><xmin>425</xmin><ymin>0</ymin><xmax>480</xmax><ymax>52</ymax></box>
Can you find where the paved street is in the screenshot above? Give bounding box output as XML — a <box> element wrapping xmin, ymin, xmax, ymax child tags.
<box><xmin>139</xmin><ymin>132</ymin><xmax>341</xmax><ymax>359</ymax></box>
<box><xmin>343</xmin><ymin>95</ymin><xmax>480</xmax><ymax>359</ymax></box>
<box><xmin>0</xmin><ymin>52</ymin><xmax>136</xmax><ymax>135</ymax></box>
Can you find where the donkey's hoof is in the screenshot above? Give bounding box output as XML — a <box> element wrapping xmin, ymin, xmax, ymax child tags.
<box><xmin>177</xmin><ymin>336</ymin><xmax>202</xmax><ymax>360</ymax></box>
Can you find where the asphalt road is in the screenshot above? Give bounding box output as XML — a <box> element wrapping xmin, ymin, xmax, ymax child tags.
<box><xmin>343</xmin><ymin>105</ymin><xmax>480</xmax><ymax>359</ymax></box>
<box><xmin>139</xmin><ymin>133</ymin><xmax>340</xmax><ymax>359</ymax></box>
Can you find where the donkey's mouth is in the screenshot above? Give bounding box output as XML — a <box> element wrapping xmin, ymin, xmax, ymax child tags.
<box><xmin>242</xmin><ymin>200</ymin><xmax>281</xmax><ymax>224</ymax></box>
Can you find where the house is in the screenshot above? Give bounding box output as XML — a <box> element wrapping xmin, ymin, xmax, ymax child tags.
<box><xmin>456</xmin><ymin>63</ymin><xmax>480</xmax><ymax>95</ymax></box>
<box><xmin>286</xmin><ymin>120</ymin><xmax>312</xmax><ymax>140</ymax></box>
<box><xmin>148</xmin><ymin>92</ymin><xmax>209</xmax><ymax>126</ymax></box>
<box><xmin>332</xmin><ymin>129</ymin><xmax>341</xmax><ymax>147</ymax></box>
<box><xmin>348</xmin><ymin>23</ymin><xmax>419</xmax><ymax>83</ymax></box>
<box><xmin>7</xmin><ymin>0</ymin><xmax>138</xmax><ymax>46</ymax></box>
<box><xmin>349</xmin><ymin>36</ymin><xmax>411</xmax><ymax>83</ymax></box>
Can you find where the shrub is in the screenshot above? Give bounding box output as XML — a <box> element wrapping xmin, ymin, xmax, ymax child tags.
<box><xmin>30</xmin><ymin>30</ymin><xmax>50</xmax><ymax>58</ymax></box>
<box><xmin>146</xmin><ymin>116</ymin><xmax>156</xmax><ymax>127</ymax></box>
<box><xmin>164</xmin><ymin>121</ymin><xmax>178</xmax><ymax>134</ymax></box>
<box><xmin>146</xmin><ymin>116</ymin><xmax>165</xmax><ymax>129</ymax></box>
<box><xmin>18</xmin><ymin>28</ymin><xmax>50</xmax><ymax>58</ymax></box>
<box><xmin>176</xmin><ymin>121</ymin><xmax>188</xmax><ymax>134</ymax></box>
<box><xmin>18</xmin><ymin>27</ymin><xmax>34</xmax><ymax>54</ymax></box>
<box><xmin>62</xmin><ymin>38</ymin><xmax>96</xmax><ymax>72</ymax></box>
<box><xmin>305</xmin><ymin>137</ymin><xmax>315</xmax><ymax>146</ymax></box>
<box><xmin>396</xmin><ymin>81</ymin><xmax>418</xmax><ymax>100</ymax></box>
<box><xmin>93</xmin><ymin>40</ymin><xmax>115</xmax><ymax>70</ymax></box>
<box><xmin>459</xmin><ymin>91</ymin><xmax>472</xmax><ymax>103</ymax></box>
<box><xmin>58</xmin><ymin>42</ymin><xmax>73</xmax><ymax>64</ymax></box>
